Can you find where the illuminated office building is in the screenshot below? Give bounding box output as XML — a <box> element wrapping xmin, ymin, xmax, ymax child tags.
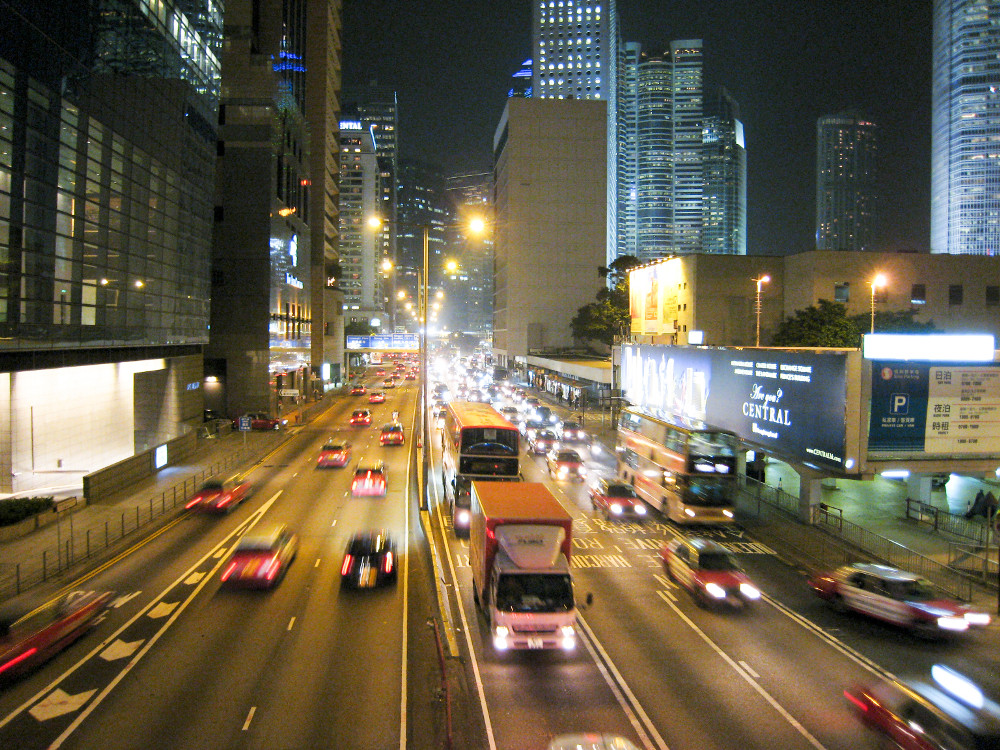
<box><xmin>532</xmin><ymin>0</ymin><xmax>610</xmax><ymax>100</ymax></box>
<box><xmin>815</xmin><ymin>113</ymin><xmax>878</xmax><ymax>252</ymax></box>
<box><xmin>931</xmin><ymin>0</ymin><xmax>1000</xmax><ymax>255</ymax></box>
<box><xmin>338</xmin><ymin>122</ymin><xmax>383</xmax><ymax>326</ymax></box>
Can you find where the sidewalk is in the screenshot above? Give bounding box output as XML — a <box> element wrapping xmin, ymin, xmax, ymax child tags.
<box><xmin>0</xmin><ymin>396</ymin><xmax>335</xmax><ymax>604</ymax></box>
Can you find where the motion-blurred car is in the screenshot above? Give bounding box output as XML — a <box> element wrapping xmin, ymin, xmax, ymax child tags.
<box><xmin>186</xmin><ymin>477</ymin><xmax>253</xmax><ymax>513</ymax></box>
<box><xmin>317</xmin><ymin>440</ymin><xmax>351</xmax><ymax>468</ymax></box>
<box><xmin>351</xmin><ymin>460</ymin><xmax>387</xmax><ymax>497</ymax></box>
<box><xmin>808</xmin><ymin>562</ymin><xmax>990</xmax><ymax>637</ymax></box>
<box><xmin>379</xmin><ymin>422</ymin><xmax>405</xmax><ymax>446</ymax></box>
<box><xmin>845</xmin><ymin>665</ymin><xmax>1000</xmax><ymax>750</ymax></box>
<box><xmin>340</xmin><ymin>530</ymin><xmax>398</xmax><ymax>589</ymax></box>
<box><xmin>220</xmin><ymin>524</ymin><xmax>298</xmax><ymax>589</ymax></box>
<box><xmin>349</xmin><ymin>384</ymin><xmax>366</xmax><ymax>395</ymax></box>
<box><xmin>548</xmin><ymin>735</ymin><xmax>641</xmax><ymax>750</ymax></box>
<box><xmin>404</xmin><ymin>372</ymin><xmax>417</xmax><ymax>380</ymax></box>
<box><xmin>382</xmin><ymin>378</ymin><xmax>396</xmax><ymax>389</ymax></box>
<box><xmin>558</xmin><ymin>420</ymin><xmax>586</xmax><ymax>443</ymax></box>
<box><xmin>662</xmin><ymin>537</ymin><xmax>761</xmax><ymax>608</ymax></box>
<box><xmin>546</xmin><ymin>449</ymin><xmax>586</xmax><ymax>482</ymax></box>
<box><xmin>349</xmin><ymin>409</ymin><xmax>372</xmax><ymax>427</ymax></box>
<box><xmin>0</xmin><ymin>590</ymin><xmax>115</xmax><ymax>681</ymax></box>
<box><xmin>529</xmin><ymin>429</ymin><xmax>558</xmax><ymax>455</ymax></box>
<box><xmin>498</xmin><ymin>406</ymin><xmax>519</xmax><ymax>422</ymax></box>
<box><xmin>368</xmin><ymin>391</ymin><xmax>385</xmax><ymax>404</ymax></box>
<box><xmin>589</xmin><ymin>479</ymin><xmax>648</xmax><ymax>520</ymax></box>
<box><xmin>520</xmin><ymin>418</ymin><xmax>547</xmax><ymax>441</ymax></box>
<box><xmin>233</xmin><ymin>412</ymin><xmax>283</xmax><ymax>430</ymax></box>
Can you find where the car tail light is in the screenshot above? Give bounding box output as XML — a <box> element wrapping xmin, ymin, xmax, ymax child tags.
<box><xmin>382</xmin><ymin>552</ymin><xmax>394</xmax><ymax>574</ymax></box>
<box><xmin>843</xmin><ymin>689</ymin><xmax>869</xmax><ymax>712</ymax></box>
<box><xmin>217</xmin><ymin>493</ymin><xmax>233</xmax><ymax>508</ymax></box>
<box><xmin>264</xmin><ymin>555</ymin><xmax>281</xmax><ymax>580</ymax></box>
<box><xmin>185</xmin><ymin>496</ymin><xmax>202</xmax><ymax>509</ymax></box>
<box><xmin>341</xmin><ymin>555</ymin><xmax>354</xmax><ymax>575</ymax></box>
<box><xmin>221</xmin><ymin>561</ymin><xmax>238</xmax><ymax>581</ymax></box>
<box><xmin>0</xmin><ymin>647</ymin><xmax>38</xmax><ymax>675</ymax></box>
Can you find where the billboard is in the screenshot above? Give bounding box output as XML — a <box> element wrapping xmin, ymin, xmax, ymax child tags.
<box><xmin>622</xmin><ymin>344</ymin><xmax>849</xmax><ymax>471</ymax></box>
<box><xmin>868</xmin><ymin>362</ymin><xmax>1000</xmax><ymax>455</ymax></box>
<box><xmin>629</xmin><ymin>261</ymin><xmax>682</xmax><ymax>337</ymax></box>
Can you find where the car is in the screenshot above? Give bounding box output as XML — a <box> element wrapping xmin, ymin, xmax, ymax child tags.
<box><xmin>661</xmin><ymin>537</ymin><xmax>761</xmax><ymax>608</ymax></box>
<box><xmin>349</xmin><ymin>384</ymin><xmax>366</xmax><ymax>395</ymax></box>
<box><xmin>185</xmin><ymin>477</ymin><xmax>253</xmax><ymax>513</ymax></box>
<box><xmin>433</xmin><ymin>408</ymin><xmax>447</xmax><ymax>430</ymax></box>
<box><xmin>547</xmin><ymin>449</ymin><xmax>586</xmax><ymax>481</ymax></box>
<box><xmin>233</xmin><ymin>412</ymin><xmax>283</xmax><ymax>430</ymax></box>
<box><xmin>0</xmin><ymin>590</ymin><xmax>115</xmax><ymax>681</ymax></box>
<box><xmin>379</xmin><ymin>422</ymin><xmax>405</xmax><ymax>446</ymax></box>
<box><xmin>530</xmin><ymin>429</ymin><xmax>559</xmax><ymax>455</ymax></box>
<box><xmin>499</xmin><ymin>406</ymin><xmax>519</xmax><ymax>422</ymax></box>
<box><xmin>590</xmin><ymin>478</ymin><xmax>648</xmax><ymax>520</ymax></box>
<box><xmin>340</xmin><ymin>530</ymin><xmax>398</xmax><ymax>589</ymax></box>
<box><xmin>808</xmin><ymin>562</ymin><xmax>990</xmax><ymax>637</ymax></box>
<box><xmin>558</xmin><ymin>420</ymin><xmax>586</xmax><ymax>443</ymax></box>
<box><xmin>351</xmin><ymin>460</ymin><xmax>387</xmax><ymax>497</ymax></box>
<box><xmin>537</xmin><ymin>405</ymin><xmax>559</xmax><ymax>426</ymax></box>
<box><xmin>220</xmin><ymin>524</ymin><xmax>298</xmax><ymax>589</ymax></box>
<box><xmin>368</xmin><ymin>391</ymin><xmax>385</xmax><ymax>404</ymax></box>
<box><xmin>520</xmin><ymin>418</ymin><xmax>547</xmax><ymax>441</ymax></box>
<box><xmin>404</xmin><ymin>372</ymin><xmax>417</xmax><ymax>380</ymax></box>
<box><xmin>317</xmin><ymin>440</ymin><xmax>351</xmax><ymax>468</ymax></box>
<box><xmin>349</xmin><ymin>409</ymin><xmax>372</xmax><ymax>427</ymax></box>
<box><xmin>548</xmin><ymin>735</ymin><xmax>642</xmax><ymax>750</ymax></box>
<box><xmin>845</xmin><ymin>665</ymin><xmax>1000</xmax><ymax>750</ymax></box>
<box><xmin>382</xmin><ymin>378</ymin><xmax>396</xmax><ymax>389</ymax></box>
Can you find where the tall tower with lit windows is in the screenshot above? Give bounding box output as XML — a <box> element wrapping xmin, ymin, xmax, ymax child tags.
<box><xmin>532</xmin><ymin>0</ymin><xmax>609</xmax><ymax>100</ymax></box>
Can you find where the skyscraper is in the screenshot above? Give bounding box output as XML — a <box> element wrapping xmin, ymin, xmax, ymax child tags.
<box><xmin>635</xmin><ymin>49</ymin><xmax>674</xmax><ymax>259</ymax></box>
<box><xmin>703</xmin><ymin>90</ymin><xmax>747</xmax><ymax>255</ymax></box>
<box><xmin>931</xmin><ymin>0</ymin><xmax>1000</xmax><ymax>255</ymax></box>
<box><xmin>815</xmin><ymin>114</ymin><xmax>878</xmax><ymax>252</ymax></box>
<box><xmin>532</xmin><ymin>0</ymin><xmax>609</xmax><ymax>100</ymax></box>
<box><xmin>338</xmin><ymin>121</ymin><xmax>383</xmax><ymax>325</ymax></box>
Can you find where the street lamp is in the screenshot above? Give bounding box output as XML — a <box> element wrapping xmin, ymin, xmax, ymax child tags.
<box><xmin>754</xmin><ymin>274</ymin><xmax>770</xmax><ymax>347</ymax></box>
<box><xmin>870</xmin><ymin>273</ymin><xmax>887</xmax><ymax>334</ymax></box>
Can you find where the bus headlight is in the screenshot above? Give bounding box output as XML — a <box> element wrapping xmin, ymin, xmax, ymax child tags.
<box><xmin>456</xmin><ymin>509</ymin><xmax>470</xmax><ymax>527</ymax></box>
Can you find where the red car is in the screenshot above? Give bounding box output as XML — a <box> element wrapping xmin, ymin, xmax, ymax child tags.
<box><xmin>220</xmin><ymin>524</ymin><xmax>298</xmax><ymax>589</ymax></box>
<box><xmin>368</xmin><ymin>391</ymin><xmax>385</xmax><ymax>404</ymax></box>
<box><xmin>233</xmin><ymin>412</ymin><xmax>283</xmax><ymax>430</ymax></box>
<box><xmin>379</xmin><ymin>422</ymin><xmax>405</xmax><ymax>446</ymax></box>
<box><xmin>351</xmin><ymin>461</ymin><xmax>387</xmax><ymax>497</ymax></box>
<box><xmin>317</xmin><ymin>440</ymin><xmax>351</xmax><ymax>468</ymax></box>
<box><xmin>546</xmin><ymin>449</ymin><xmax>586</xmax><ymax>482</ymax></box>
<box><xmin>350</xmin><ymin>384</ymin><xmax>366</xmax><ymax>395</ymax></box>
<box><xmin>185</xmin><ymin>478</ymin><xmax>253</xmax><ymax>513</ymax></box>
<box><xmin>349</xmin><ymin>409</ymin><xmax>372</xmax><ymax>427</ymax></box>
<box><xmin>808</xmin><ymin>562</ymin><xmax>990</xmax><ymax>637</ymax></box>
<box><xmin>0</xmin><ymin>590</ymin><xmax>115</xmax><ymax>681</ymax></box>
<box><xmin>589</xmin><ymin>478</ymin><xmax>648</xmax><ymax>520</ymax></box>
<box><xmin>845</xmin><ymin>666</ymin><xmax>1000</xmax><ymax>750</ymax></box>
<box><xmin>662</xmin><ymin>537</ymin><xmax>761</xmax><ymax>608</ymax></box>
<box><xmin>404</xmin><ymin>372</ymin><xmax>417</xmax><ymax>380</ymax></box>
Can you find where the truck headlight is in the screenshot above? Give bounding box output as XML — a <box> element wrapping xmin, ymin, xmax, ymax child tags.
<box><xmin>705</xmin><ymin>582</ymin><xmax>727</xmax><ymax>599</ymax></box>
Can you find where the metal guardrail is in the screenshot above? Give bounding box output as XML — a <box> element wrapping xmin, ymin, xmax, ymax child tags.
<box><xmin>736</xmin><ymin>478</ymin><xmax>976</xmax><ymax>602</ymax></box>
<box><xmin>0</xmin><ymin>447</ymin><xmax>253</xmax><ymax>601</ymax></box>
<box><xmin>904</xmin><ymin>497</ymin><xmax>989</xmax><ymax>545</ymax></box>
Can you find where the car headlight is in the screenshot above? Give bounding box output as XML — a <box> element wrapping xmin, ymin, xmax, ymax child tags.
<box><xmin>965</xmin><ymin>612</ymin><xmax>991</xmax><ymax>627</ymax></box>
<box><xmin>739</xmin><ymin>583</ymin><xmax>762</xmax><ymax>600</ymax></box>
<box><xmin>634</xmin><ymin>504</ymin><xmax>647</xmax><ymax>515</ymax></box>
<box><xmin>936</xmin><ymin>616</ymin><xmax>970</xmax><ymax>632</ymax></box>
<box><xmin>723</xmin><ymin>509</ymin><xmax>734</xmax><ymax>519</ymax></box>
<box><xmin>704</xmin><ymin>582</ymin><xmax>727</xmax><ymax>599</ymax></box>
<box><xmin>560</xmin><ymin>625</ymin><xmax>576</xmax><ymax>650</ymax></box>
<box><xmin>493</xmin><ymin>626</ymin><xmax>510</xmax><ymax>651</ymax></box>
<box><xmin>684</xmin><ymin>508</ymin><xmax>696</xmax><ymax>518</ymax></box>
<box><xmin>609</xmin><ymin>502</ymin><xmax>623</xmax><ymax>515</ymax></box>
<box><xmin>558</xmin><ymin>467</ymin><xmax>568</xmax><ymax>477</ymax></box>
<box><xmin>456</xmin><ymin>509</ymin><xmax>470</xmax><ymax>526</ymax></box>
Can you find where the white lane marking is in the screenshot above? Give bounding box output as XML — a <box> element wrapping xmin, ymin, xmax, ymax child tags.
<box><xmin>184</xmin><ymin>572</ymin><xmax>206</xmax><ymax>585</ymax></box>
<box><xmin>99</xmin><ymin>639</ymin><xmax>144</xmax><ymax>662</ymax></box>
<box><xmin>656</xmin><ymin>590</ymin><xmax>826</xmax><ymax>750</ymax></box>
<box><xmin>577</xmin><ymin>614</ymin><xmax>670</xmax><ymax>750</ymax></box>
<box><xmin>287</xmin><ymin>617</ymin><xmax>296</xmax><ymax>631</ymax></box>
<box><xmin>314</xmin><ymin>558</ymin><xmax>321</xmax><ymax>568</ymax></box>
<box><xmin>110</xmin><ymin>592</ymin><xmax>142</xmax><ymax>608</ymax></box>
<box><xmin>331</xmin><ymin>519</ymin><xmax>337</xmax><ymax>527</ymax></box>
<box><xmin>242</xmin><ymin>706</ymin><xmax>256</xmax><ymax>731</ymax></box>
<box><xmin>28</xmin><ymin>689</ymin><xmax>97</xmax><ymax>722</ymax></box>
<box><xmin>20</xmin><ymin>492</ymin><xmax>284</xmax><ymax>746</ymax></box>
<box><xmin>147</xmin><ymin>601</ymin><xmax>179</xmax><ymax>619</ymax></box>
<box><xmin>739</xmin><ymin>661</ymin><xmax>760</xmax><ymax>679</ymax></box>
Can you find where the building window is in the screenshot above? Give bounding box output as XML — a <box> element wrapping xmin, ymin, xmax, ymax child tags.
<box><xmin>948</xmin><ymin>285</ymin><xmax>963</xmax><ymax>305</ymax></box>
<box><xmin>986</xmin><ymin>286</ymin><xmax>999</xmax><ymax>307</ymax></box>
<box><xmin>910</xmin><ymin>284</ymin><xmax>926</xmax><ymax>305</ymax></box>
<box><xmin>834</xmin><ymin>282</ymin><xmax>850</xmax><ymax>303</ymax></box>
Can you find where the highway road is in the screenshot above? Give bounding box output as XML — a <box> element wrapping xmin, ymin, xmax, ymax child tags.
<box><xmin>0</xmin><ymin>366</ymin><xmax>997</xmax><ymax>749</ymax></box>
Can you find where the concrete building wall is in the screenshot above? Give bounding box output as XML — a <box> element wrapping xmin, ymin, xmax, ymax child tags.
<box><xmin>493</xmin><ymin>98</ymin><xmax>608</xmax><ymax>362</ymax></box>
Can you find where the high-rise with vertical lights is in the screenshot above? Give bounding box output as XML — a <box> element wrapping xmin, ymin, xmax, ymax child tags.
<box><xmin>703</xmin><ymin>89</ymin><xmax>747</xmax><ymax>255</ymax></box>
<box><xmin>338</xmin><ymin>122</ymin><xmax>383</xmax><ymax>326</ymax></box>
<box><xmin>931</xmin><ymin>0</ymin><xmax>1000</xmax><ymax>255</ymax></box>
<box><xmin>815</xmin><ymin>114</ymin><xmax>878</xmax><ymax>252</ymax></box>
<box><xmin>532</xmin><ymin>0</ymin><xmax>609</xmax><ymax>100</ymax></box>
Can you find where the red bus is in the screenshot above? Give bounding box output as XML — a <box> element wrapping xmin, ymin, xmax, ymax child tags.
<box><xmin>441</xmin><ymin>401</ymin><xmax>520</xmax><ymax>536</ymax></box>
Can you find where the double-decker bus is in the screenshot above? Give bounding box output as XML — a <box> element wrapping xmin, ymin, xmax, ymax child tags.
<box><xmin>616</xmin><ymin>407</ymin><xmax>739</xmax><ymax>524</ymax></box>
<box><xmin>442</xmin><ymin>401</ymin><xmax>520</xmax><ymax>536</ymax></box>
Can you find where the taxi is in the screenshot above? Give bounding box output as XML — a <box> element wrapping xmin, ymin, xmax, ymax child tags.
<box><xmin>808</xmin><ymin>562</ymin><xmax>990</xmax><ymax>637</ymax></box>
<box><xmin>368</xmin><ymin>391</ymin><xmax>385</xmax><ymax>404</ymax></box>
<box><xmin>349</xmin><ymin>384</ymin><xmax>366</xmax><ymax>396</ymax></box>
<box><xmin>379</xmin><ymin>422</ymin><xmax>405</xmax><ymax>446</ymax></box>
<box><xmin>661</xmin><ymin>537</ymin><xmax>761</xmax><ymax>608</ymax></box>
<box><xmin>220</xmin><ymin>524</ymin><xmax>298</xmax><ymax>589</ymax></box>
<box><xmin>349</xmin><ymin>409</ymin><xmax>372</xmax><ymax>427</ymax></box>
<box><xmin>317</xmin><ymin>440</ymin><xmax>351</xmax><ymax>468</ymax></box>
<box><xmin>185</xmin><ymin>477</ymin><xmax>253</xmax><ymax>513</ymax></box>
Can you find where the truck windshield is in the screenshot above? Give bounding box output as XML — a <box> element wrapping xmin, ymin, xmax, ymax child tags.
<box><xmin>495</xmin><ymin>573</ymin><xmax>574</xmax><ymax>613</ymax></box>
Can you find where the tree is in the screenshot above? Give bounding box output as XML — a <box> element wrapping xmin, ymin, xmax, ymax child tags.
<box><xmin>344</xmin><ymin>320</ymin><xmax>377</xmax><ymax>337</ymax></box>
<box><xmin>571</xmin><ymin>255</ymin><xmax>641</xmax><ymax>348</ymax></box>
<box><xmin>771</xmin><ymin>299</ymin><xmax>939</xmax><ymax>348</ymax></box>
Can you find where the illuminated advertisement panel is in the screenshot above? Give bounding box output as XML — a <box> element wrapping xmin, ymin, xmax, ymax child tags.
<box><xmin>868</xmin><ymin>362</ymin><xmax>1000</xmax><ymax>455</ymax></box>
<box><xmin>622</xmin><ymin>345</ymin><xmax>849</xmax><ymax>470</ymax></box>
<box><xmin>628</xmin><ymin>261</ymin><xmax>681</xmax><ymax>337</ymax></box>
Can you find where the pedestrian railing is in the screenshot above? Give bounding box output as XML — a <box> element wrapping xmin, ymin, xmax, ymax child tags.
<box><xmin>0</xmin><ymin>447</ymin><xmax>255</xmax><ymax>601</ymax></box>
<box><xmin>905</xmin><ymin>497</ymin><xmax>989</xmax><ymax>545</ymax></box>
<box><xmin>736</xmin><ymin>478</ymin><xmax>976</xmax><ymax>602</ymax></box>
<box><xmin>946</xmin><ymin>541</ymin><xmax>999</xmax><ymax>585</ymax></box>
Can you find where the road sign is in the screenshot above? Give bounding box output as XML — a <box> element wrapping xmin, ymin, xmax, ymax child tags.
<box><xmin>238</xmin><ymin>416</ymin><xmax>251</xmax><ymax>432</ymax></box>
<box><xmin>279</xmin><ymin>389</ymin><xmax>299</xmax><ymax>397</ymax></box>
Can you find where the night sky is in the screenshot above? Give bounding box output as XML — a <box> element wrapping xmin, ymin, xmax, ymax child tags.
<box><xmin>342</xmin><ymin>0</ymin><xmax>932</xmax><ymax>256</ymax></box>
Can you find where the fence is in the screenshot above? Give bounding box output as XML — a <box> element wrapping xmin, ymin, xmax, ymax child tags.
<box><xmin>736</xmin><ymin>478</ymin><xmax>976</xmax><ymax>602</ymax></box>
<box><xmin>0</xmin><ymin>447</ymin><xmax>252</xmax><ymax>601</ymax></box>
<box><xmin>904</xmin><ymin>498</ymin><xmax>990</xmax><ymax>545</ymax></box>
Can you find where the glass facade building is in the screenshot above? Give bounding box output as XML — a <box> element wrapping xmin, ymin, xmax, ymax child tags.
<box><xmin>815</xmin><ymin>114</ymin><xmax>878</xmax><ymax>252</ymax></box>
<box><xmin>931</xmin><ymin>0</ymin><xmax>1000</xmax><ymax>255</ymax></box>
<box><xmin>338</xmin><ymin>121</ymin><xmax>382</xmax><ymax>319</ymax></box>
<box><xmin>703</xmin><ymin>90</ymin><xmax>747</xmax><ymax>255</ymax></box>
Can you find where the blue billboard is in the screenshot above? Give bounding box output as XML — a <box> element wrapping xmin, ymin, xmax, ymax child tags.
<box><xmin>346</xmin><ymin>334</ymin><xmax>419</xmax><ymax>350</ymax></box>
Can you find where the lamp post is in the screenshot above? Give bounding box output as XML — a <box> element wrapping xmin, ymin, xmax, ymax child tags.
<box><xmin>870</xmin><ymin>273</ymin><xmax>887</xmax><ymax>334</ymax></box>
<box><xmin>754</xmin><ymin>274</ymin><xmax>770</xmax><ymax>347</ymax></box>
